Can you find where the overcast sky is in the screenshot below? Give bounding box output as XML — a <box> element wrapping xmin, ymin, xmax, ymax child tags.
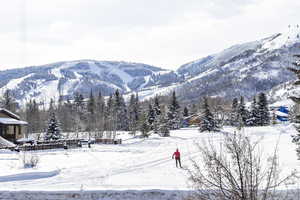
<box><xmin>0</xmin><ymin>0</ymin><xmax>299</xmax><ymax>71</ymax></box>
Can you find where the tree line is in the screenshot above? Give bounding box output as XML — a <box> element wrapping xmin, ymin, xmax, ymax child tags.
<box><xmin>0</xmin><ymin>87</ymin><xmax>271</xmax><ymax>139</ymax></box>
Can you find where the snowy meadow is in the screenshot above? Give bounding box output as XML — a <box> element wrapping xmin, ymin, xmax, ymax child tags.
<box><xmin>0</xmin><ymin>124</ymin><xmax>299</xmax><ymax>193</ymax></box>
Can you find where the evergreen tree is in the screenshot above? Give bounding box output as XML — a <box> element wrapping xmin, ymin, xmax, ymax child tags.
<box><xmin>95</xmin><ymin>91</ymin><xmax>105</xmax><ymax>136</ymax></box>
<box><xmin>139</xmin><ymin>113</ymin><xmax>150</xmax><ymax>138</ymax></box>
<box><xmin>230</xmin><ymin>98</ymin><xmax>239</xmax><ymax>126</ymax></box>
<box><xmin>238</xmin><ymin>96</ymin><xmax>249</xmax><ymax>126</ymax></box>
<box><xmin>199</xmin><ymin>97</ymin><xmax>218</xmax><ymax>132</ymax></box>
<box><xmin>73</xmin><ymin>92</ymin><xmax>86</xmax><ymax>132</ymax></box>
<box><xmin>147</xmin><ymin>104</ymin><xmax>155</xmax><ymax>130</ymax></box>
<box><xmin>87</xmin><ymin>90</ymin><xmax>96</xmax><ymax>132</ymax></box>
<box><xmin>167</xmin><ymin>91</ymin><xmax>181</xmax><ymax>129</ymax></box>
<box><xmin>183</xmin><ymin>106</ymin><xmax>189</xmax><ymax>117</ymax></box>
<box><xmin>159</xmin><ymin>111</ymin><xmax>170</xmax><ymax>137</ymax></box>
<box><xmin>247</xmin><ymin>97</ymin><xmax>259</xmax><ymax>126</ymax></box>
<box><xmin>257</xmin><ymin>92</ymin><xmax>270</xmax><ymax>126</ymax></box>
<box><xmin>113</xmin><ymin>90</ymin><xmax>129</xmax><ymax>131</ymax></box>
<box><xmin>153</xmin><ymin>96</ymin><xmax>161</xmax><ymax>133</ymax></box>
<box><xmin>128</xmin><ymin>94</ymin><xmax>140</xmax><ymax>134</ymax></box>
<box><xmin>45</xmin><ymin>112</ymin><xmax>62</xmax><ymax>140</ymax></box>
<box><xmin>104</xmin><ymin>94</ymin><xmax>114</xmax><ymax>132</ymax></box>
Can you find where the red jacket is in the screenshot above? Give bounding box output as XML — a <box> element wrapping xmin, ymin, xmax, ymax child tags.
<box><xmin>173</xmin><ymin>151</ymin><xmax>180</xmax><ymax>159</ymax></box>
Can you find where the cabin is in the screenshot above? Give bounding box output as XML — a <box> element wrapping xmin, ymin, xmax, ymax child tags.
<box><xmin>0</xmin><ymin>108</ymin><xmax>28</xmax><ymax>143</ymax></box>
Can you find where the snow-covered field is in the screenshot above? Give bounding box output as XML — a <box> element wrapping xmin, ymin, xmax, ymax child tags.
<box><xmin>0</xmin><ymin>124</ymin><xmax>299</xmax><ymax>199</ymax></box>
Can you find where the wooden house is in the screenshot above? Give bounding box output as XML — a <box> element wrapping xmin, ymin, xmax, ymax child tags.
<box><xmin>0</xmin><ymin>108</ymin><xmax>28</xmax><ymax>143</ymax></box>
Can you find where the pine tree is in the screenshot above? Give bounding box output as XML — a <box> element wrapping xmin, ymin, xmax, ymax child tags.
<box><xmin>128</xmin><ymin>94</ymin><xmax>140</xmax><ymax>134</ymax></box>
<box><xmin>104</xmin><ymin>94</ymin><xmax>114</xmax><ymax>132</ymax></box>
<box><xmin>159</xmin><ymin>111</ymin><xmax>170</xmax><ymax>137</ymax></box>
<box><xmin>247</xmin><ymin>97</ymin><xmax>259</xmax><ymax>126</ymax></box>
<box><xmin>87</xmin><ymin>90</ymin><xmax>96</xmax><ymax>132</ymax></box>
<box><xmin>147</xmin><ymin>104</ymin><xmax>155</xmax><ymax>130</ymax></box>
<box><xmin>257</xmin><ymin>92</ymin><xmax>270</xmax><ymax>126</ymax></box>
<box><xmin>153</xmin><ymin>96</ymin><xmax>161</xmax><ymax>133</ymax></box>
<box><xmin>45</xmin><ymin>112</ymin><xmax>62</xmax><ymax>140</ymax></box>
<box><xmin>113</xmin><ymin>90</ymin><xmax>129</xmax><ymax>131</ymax></box>
<box><xmin>230</xmin><ymin>98</ymin><xmax>239</xmax><ymax>126</ymax></box>
<box><xmin>183</xmin><ymin>106</ymin><xmax>189</xmax><ymax>117</ymax></box>
<box><xmin>73</xmin><ymin>92</ymin><xmax>88</xmax><ymax>132</ymax></box>
<box><xmin>199</xmin><ymin>97</ymin><xmax>218</xmax><ymax>132</ymax></box>
<box><xmin>139</xmin><ymin>113</ymin><xmax>150</xmax><ymax>138</ymax></box>
<box><xmin>95</xmin><ymin>91</ymin><xmax>105</xmax><ymax>133</ymax></box>
<box><xmin>167</xmin><ymin>91</ymin><xmax>181</xmax><ymax>129</ymax></box>
<box><xmin>238</xmin><ymin>96</ymin><xmax>249</xmax><ymax>126</ymax></box>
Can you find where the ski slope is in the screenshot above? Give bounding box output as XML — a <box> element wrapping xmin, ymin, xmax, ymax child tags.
<box><xmin>0</xmin><ymin>124</ymin><xmax>299</xmax><ymax>192</ymax></box>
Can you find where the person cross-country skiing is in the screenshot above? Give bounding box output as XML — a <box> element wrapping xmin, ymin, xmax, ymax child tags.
<box><xmin>172</xmin><ymin>148</ymin><xmax>182</xmax><ymax>168</ymax></box>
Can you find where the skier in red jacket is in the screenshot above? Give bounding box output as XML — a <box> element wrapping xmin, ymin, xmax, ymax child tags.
<box><xmin>172</xmin><ymin>148</ymin><xmax>182</xmax><ymax>168</ymax></box>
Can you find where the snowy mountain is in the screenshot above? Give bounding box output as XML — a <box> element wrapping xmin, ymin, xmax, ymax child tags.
<box><xmin>0</xmin><ymin>60</ymin><xmax>182</xmax><ymax>104</ymax></box>
<box><xmin>174</xmin><ymin>27</ymin><xmax>300</xmax><ymax>102</ymax></box>
<box><xmin>1</xmin><ymin>27</ymin><xmax>300</xmax><ymax>105</ymax></box>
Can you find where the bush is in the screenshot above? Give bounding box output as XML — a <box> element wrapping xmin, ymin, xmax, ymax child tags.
<box><xmin>22</xmin><ymin>153</ymin><xmax>39</xmax><ymax>168</ymax></box>
<box><xmin>187</xmin><ymin>132</ymin><xmax>298</xmax><ymax>200</ymax></box>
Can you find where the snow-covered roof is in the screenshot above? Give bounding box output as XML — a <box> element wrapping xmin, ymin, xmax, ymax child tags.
<box><xmin>0</xmin><ymin>136</ymin><xmax>16</xmax><ymax>148</ymax></box>
<box><xmin>0</xmin><ymin>108</ymin><xmax>20</xmax><ymax>120</ymax></box>
<box><xmin>0</xmin><ymin>118</ymin><xmax>28</xmax><ymax>125</ymax></box>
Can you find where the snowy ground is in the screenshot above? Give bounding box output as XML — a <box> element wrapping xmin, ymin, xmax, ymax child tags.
<box><xmin>0</xmin><ymin>124</ymin><xmax>299</xmax><ymax>193</ymax></box>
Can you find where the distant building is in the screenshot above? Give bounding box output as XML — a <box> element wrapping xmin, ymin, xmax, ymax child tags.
<box><xmin>270</xmin><ymin>106</ymin><xmax>289</xmax><ymax>122</ymax></box>
<box><xmin>0</xmin><ymin>108</ymin><xmax>28</xmax><ymax>144</ymax></box>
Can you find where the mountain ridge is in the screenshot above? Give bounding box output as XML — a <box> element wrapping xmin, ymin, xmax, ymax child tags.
<box><xmin>1</xmin><ymin>28</ymin><xmax>300</xmax><ymax>105</ymax></box>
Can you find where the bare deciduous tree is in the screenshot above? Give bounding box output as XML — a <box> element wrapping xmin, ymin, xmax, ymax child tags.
<box><xmin>187</xmin><ymin>132</ymin><xmax>298</xmax><ymax>200</ymax></box>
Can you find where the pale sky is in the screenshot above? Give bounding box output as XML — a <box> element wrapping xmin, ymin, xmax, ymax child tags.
<box><xmin>0</xmin><ymin>0</ymin><xmax>299</xmax><ymax>71</ymax></box>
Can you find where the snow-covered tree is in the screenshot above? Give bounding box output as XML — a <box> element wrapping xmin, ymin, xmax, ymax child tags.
<box><xmin>247</xmin><ymin>97</ymin><xmax>259</xmax><ymax>126</ymax></box>
<box><xmin>167</xmin><ymin>91</ymin><xmax>181</xmax><ymax>129</ymax></box>
<box><xmin>199</xmin><ymin>97</ymin><xmax>218</xmax><ymax>132</ymax></box>
<box><xmin>128</xmin><ymin>93</ymin><xmax>140</xmax><ymax>135</ymax></box>
<box><xmin>183</xmin><ymin>106</ymin><xmax>189</xmax><ymax>117</ymax></box>
<box><xmin>229</xmin><ymin>98</ymin><xmax>239</xmax><ymax>126</ymax></box>
<box><xmin>147</xmin><ymin>104</ymin><xmax>155</xmax><ymax>130</ymax></box>
<box><xmin>153</xmin><ymin>96</ymin><xmax>161</xmax><ymax>133</ymax></box>
<box><xmin>113</xmin><ymin>90</ymin><xmax>129</xmax><ymax>131</ymax></box>
<box><xmin>237</xmin><ymin>96</ymin><xmax>249</xmax><ymax>126</ymax></box>
<box><xmin>257</xmin><ymin>92</ymin><xmax>270</xmax><ymax>126</ymax></box>
<box><xmin>44</xmin><ymin>112</ymin><xmax>62</xmax><ymax>140</ymax></box>
<box><xmin>159</xmin><ymin>111</ymin><xmax>170</xmax><ymax>137</ymax></box>
<box><xmin>139</xmin><ymin>113</ymin><xmax>150</xmax><ymax>138</ymax></box>
<box><xmin>87</xmin><ymin>90</ymin><xmax>96</xmax><ymax>132</ymax></box>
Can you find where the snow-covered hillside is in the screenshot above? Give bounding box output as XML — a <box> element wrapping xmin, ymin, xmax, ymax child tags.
<box><xmin>0</xmin><ymin>124</ymin><xmax>298</xmax><ymax>192</ymax></box>
<box><xmin>0</xmin><ymin>60</ymin><xmax>183</xmax><ymax>104</ymax></box>
<box><xmin>175</xmin><ymin>26</ymin><xmax>300</xmax><ymax>101</ymax></box>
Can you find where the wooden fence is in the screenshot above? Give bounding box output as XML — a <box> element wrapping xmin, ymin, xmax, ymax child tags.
<box><xmin>94</xmin><ymin>138</ymin><xmax>122</xmax><ymax>144</ymax></box>
<box><xmin>18</xmin><ymin>138</ymin><xmax>122</xmax><ymax>151</ymax></box>
<box><xmin>19</xmin><ymin>143</ymin><xmax>65</xmax><ymax>151</ymax></box>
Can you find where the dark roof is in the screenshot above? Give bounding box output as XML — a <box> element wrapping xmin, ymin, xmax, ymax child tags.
<box><xmin>0</xmin><ymin>108</ymin><xmax>20</xmax><ymax>120</ymax></box>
